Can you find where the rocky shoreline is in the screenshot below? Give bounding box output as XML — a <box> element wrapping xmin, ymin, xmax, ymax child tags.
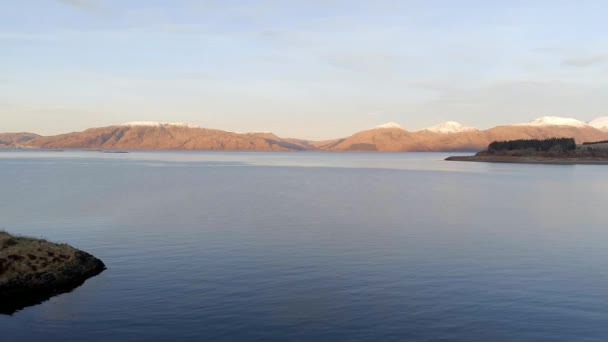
<box><xmin>0</xmin><ymin>231</ymin><xmax>106</xmax><ymax>315</ymax></box>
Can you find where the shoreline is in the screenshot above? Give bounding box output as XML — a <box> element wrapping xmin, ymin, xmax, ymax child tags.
<box><xmin>445</xmin><ymin>155</ymin><xmax>608</xmax><ymax>165</ymax></box>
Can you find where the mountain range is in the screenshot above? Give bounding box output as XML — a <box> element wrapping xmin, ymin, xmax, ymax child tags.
<box><xmin>3</xmin><ymin>116</ymin><xmax>608</xmax><ymax>152</ymax></box>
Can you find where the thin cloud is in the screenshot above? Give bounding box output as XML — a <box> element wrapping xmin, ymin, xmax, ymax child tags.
<box><xmin>325</xmin><ymin>51</ymin><xmax>400</xmax><ymax>74</ymax></box>
<box><xmin>58</xmin><ymin>0</ymin><xmax>98</xmax><ymax>12</ymax></box>
<box><xmin>562</xmin><ymin>55</ymin><xmax>608</xmax><ymax>67</ymax></box>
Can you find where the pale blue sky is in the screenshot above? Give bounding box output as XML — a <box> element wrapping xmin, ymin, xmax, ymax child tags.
<box><xmin>2</xmin><ymin>0</ymin><xmax>608</xmax><ymax>139</ymax></box>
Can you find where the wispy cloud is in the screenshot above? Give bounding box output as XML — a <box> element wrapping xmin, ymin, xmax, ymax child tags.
<box><xmin>58</xmin><ymin>0</ymin><xmax>98</xmax><ymax>12</ymax></box>
<box><xmin>326</xmin><ymin>51</ymin><xmax>399</xmax><ymax>73</ymax></box>
<box><xmin>562</xmin><ymin>54</ymin><xmax>608</xmax><ymax>67</ymax></box>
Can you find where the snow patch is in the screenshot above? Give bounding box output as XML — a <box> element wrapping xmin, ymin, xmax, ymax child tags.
<box><xmin>122</xmin><ymin>121</ymin><xmax>200</xmax><ymax>128</ymax></box>
<box><xmin>375</xmin><ymin>122</ymin><xmax>404</xmax><ymax>129</ymax></box>
<box><xmin>424</xmin><ymin>121</ymin><xmax>477</xmax><ymax>134</ymax></box>
<box><xmin>588</xmin><ymin>117</ymin><xmax>608</xmax><ymax>131</ymax></box>
<box><xmin>515</xmin><ymin>116</ymin><xmax>588</xmax><ymax>128</ymax></box>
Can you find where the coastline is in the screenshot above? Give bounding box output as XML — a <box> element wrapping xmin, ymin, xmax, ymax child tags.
<box><xmin>445</xmin><ymin>155</ymin><xmax>608</xmax><ymax>165</ymax></box>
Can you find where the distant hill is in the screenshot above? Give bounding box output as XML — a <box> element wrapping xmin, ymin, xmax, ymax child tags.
<box><xmin>26</xmin><ymin>123</ymin><xmax>306</xmax><ymax>151</ymax></box>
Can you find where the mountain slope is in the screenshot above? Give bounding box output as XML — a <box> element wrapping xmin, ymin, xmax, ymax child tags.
<box><xmin>0</xmin><ymin>133</ymin><xmax>40</xmax><ymax>148</ymax></box>
<box><xmin>27</xmin><ymin>123</ymin><xmax>306</xmax><ymax>151</ymax></box>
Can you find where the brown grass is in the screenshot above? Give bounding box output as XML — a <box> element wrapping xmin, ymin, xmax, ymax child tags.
<box><xmin>0</xmin><ymin>231</ymin><xmax>78</xmax><ymax>281</ymax></box>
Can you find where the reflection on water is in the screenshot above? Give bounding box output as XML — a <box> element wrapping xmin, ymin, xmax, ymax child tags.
<box><xmin>1</xmin><ymin>150</ymin><xmax>607</xmax><ymax>341</ymax></box>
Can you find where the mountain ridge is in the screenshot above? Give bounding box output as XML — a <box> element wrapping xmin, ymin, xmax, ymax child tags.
<box><xmin>3</xmin><ymin>117</ymin><xmax>608</xmax><ymax>152</ymax></box>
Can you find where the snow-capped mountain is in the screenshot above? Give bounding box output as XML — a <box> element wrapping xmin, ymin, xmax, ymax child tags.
<box><xmin>121</xmin><ymin>121</ymin><xmax>200</xmax><ymax>128</ymax></box>
<box><xmin>7</xmin><ymin>115</ymin><xmax>608</xmax><ymax>151</ymax></box>
<box><xmin>515</xmin><ymin>116</ymin><xmax>589</xmax><ymax>128</ymax></box>
<box><xmin>588</xmin><ymin>117</ymin><xmax>608</xmax><ymax>131</ymax></box>
<box><xmin>374</xmin><ymin>122</ymin><xmax>404</xmax><ymax>129</ymax></box>
<box><xmin>424</xmin><ymin>121</ymin><xmax>477</xmax><ymax>134</ymax></box>
<box><xmin>326</xmin><ymin>116</ymin><xmax>608</xmax><ymax>151</ymax></box>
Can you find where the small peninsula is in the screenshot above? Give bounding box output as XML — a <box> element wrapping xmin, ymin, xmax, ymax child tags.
<box><xmin>446</xmin><ymin>138</ymin><xmax>608</xmax><ymax>165</ymax></box>
<box><xmin>0</xmin><ymin>231</ymin><xmax>106</xmax><ymax>315</ymax></box>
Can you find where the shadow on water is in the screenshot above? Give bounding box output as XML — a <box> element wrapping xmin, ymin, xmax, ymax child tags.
<box><xmin>0</xmin><ymin>268</ymin><xmax>105</xmax><ymax>315</ymax></box>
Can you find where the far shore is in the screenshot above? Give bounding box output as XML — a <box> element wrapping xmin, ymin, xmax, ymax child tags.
<box><xmin>446</xmin><ymin>155</ymin><xmax>608</xmax><ymax>165</ymax></box>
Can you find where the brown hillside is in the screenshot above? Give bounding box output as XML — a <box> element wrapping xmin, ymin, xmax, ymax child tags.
<box><xmin>0</xmin><ymin>133</ymin><xmax>40</xmax><ymax>148</ymax></box>
<box><xmin>324</xmin><ymin>126</ymin><xmax>608</xmax><ymax>152</ymax></box>
<box><xmin>5</xmin><ymin>122</ymin><xmax>608</xmax><ymax>152</ymax></box>
<box><xmin>27</xmin><ymin>125</ymin><xmax>307</xmax><ymax>151</ymax></box>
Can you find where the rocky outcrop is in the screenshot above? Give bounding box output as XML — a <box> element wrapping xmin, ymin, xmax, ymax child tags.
<box><xmin>0</xmin><ymin>231</ymin><xmax>105</xmax><ymax>315</ymax></box>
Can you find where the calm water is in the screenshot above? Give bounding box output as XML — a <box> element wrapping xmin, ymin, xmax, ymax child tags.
<box><xmin>1</xmin><ymin>150</ymin><xmax>607</xmax><ymax>341</ymax></box>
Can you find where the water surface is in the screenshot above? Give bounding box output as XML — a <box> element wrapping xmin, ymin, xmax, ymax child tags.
<box><xmin>1</xmin><ymin>150</ymin><xmax>607</xmax><ymax>341</ymax></box>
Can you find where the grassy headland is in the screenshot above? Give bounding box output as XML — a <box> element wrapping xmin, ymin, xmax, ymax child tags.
<box><xmin>0</xmin><ymin>231</ymin><xmax>105</xmax><ymax>314</ymax></box>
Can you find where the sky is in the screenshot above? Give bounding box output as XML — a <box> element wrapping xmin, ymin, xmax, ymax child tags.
<box><xmin>1</xmin><ymin>0</ymin><xmax>608</xmax><ymax>140</ymax></box>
